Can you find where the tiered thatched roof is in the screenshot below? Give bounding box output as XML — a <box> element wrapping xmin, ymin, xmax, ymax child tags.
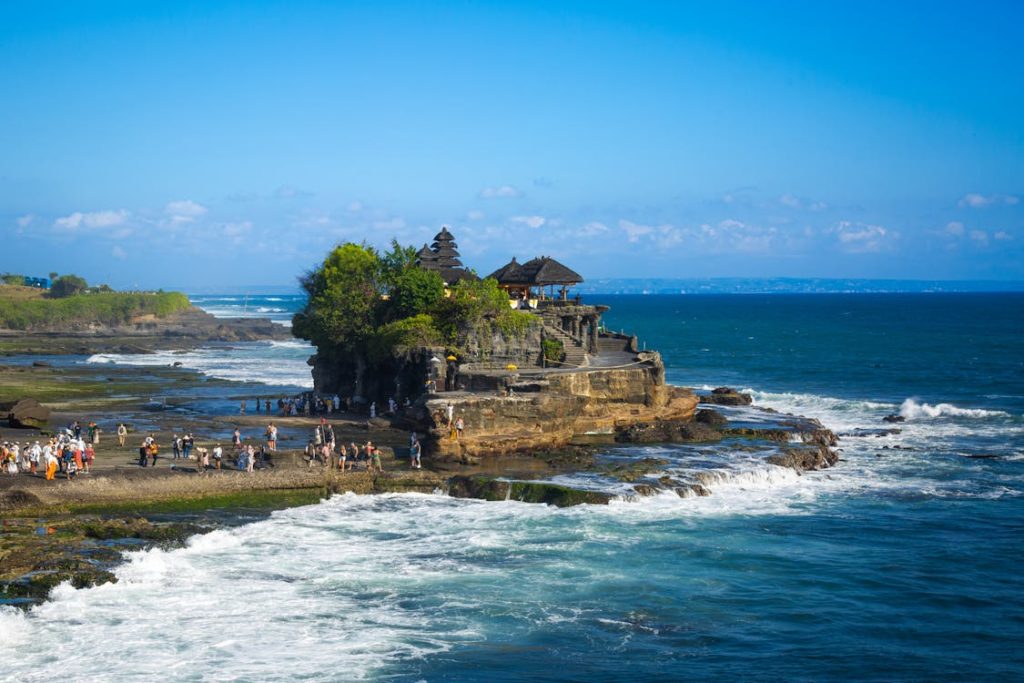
<box><xmin>416</xmin><ymin>227</ymin><xmax>478</xmax><ymax>285</ymax></box>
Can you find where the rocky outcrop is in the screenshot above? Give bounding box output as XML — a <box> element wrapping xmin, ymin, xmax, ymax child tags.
<box><xmin>2</xmin><ymin>398</ymin><xmax>50</xmax><ymax>429</ymax></box>
<box><xmin>0</xmin><ymin>307</ymin><xmax>290</xmax><ymax>355</ymax></box>
<box><xmin>615</xmin><ymin>420</ymin><xmax>722</xmax><ymax>444</ymax></box>
<box><xmin>703</xmin><ymin>387</ymin><xmax>753</xmax><ymax>406</ymax></box>
<box><xmin>421</xmin><ymin>362</ymin><xmax>699</xmax><ymax>461</ymax></box>
<box><xmin>447</xmin><ymin>475</ymin><xmax>612</xmax><ymax>506</ymax></box>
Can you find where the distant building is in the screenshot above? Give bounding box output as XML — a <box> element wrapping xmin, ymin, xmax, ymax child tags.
<box><xmin>23</xmin><ymin>276</ymin><xmax>49</xmax><ymax>289</ymax></box>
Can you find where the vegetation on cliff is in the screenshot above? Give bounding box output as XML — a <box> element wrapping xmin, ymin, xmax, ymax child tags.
<box><xmin>293</xmin><ymin>240</ymin><xmax>534</xmax><ymax>376</ymax></box>
<box><xmin>0</xmin><ymin>282</ymin><xmax>191</xmax><ymax>331</ymax></box>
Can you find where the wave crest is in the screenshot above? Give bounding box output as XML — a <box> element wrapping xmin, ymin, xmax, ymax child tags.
<box><xmin>899</xmin><ymin>399</ymin><xmax>1009</xmax><ymax>420</ymax></box>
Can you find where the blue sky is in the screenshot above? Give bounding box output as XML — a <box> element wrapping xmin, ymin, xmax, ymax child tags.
<box><xmin>2</xmin><ymin>1</ymin><xmax>1022</xmax><ymax>289</ymax></box>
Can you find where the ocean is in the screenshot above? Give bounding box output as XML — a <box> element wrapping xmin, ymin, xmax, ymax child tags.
<box><xmin>3</xmin><ymin>293</ymin><xmax>1023</xmax><ymax>681</ymax></box>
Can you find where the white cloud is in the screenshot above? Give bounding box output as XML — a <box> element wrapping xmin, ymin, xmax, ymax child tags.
<box><xmin>958</xmin><ymin>193</ymin><xmax>1020</xmax><ymax>208</ymax></box>
<box><xmin>994</xmin><ymin>231</ymin><xmax>1012</xmax><ymax>241</ymax></box>
<box><xmin>945</xmin><ymin>221</ymin><xmax>965</xmax><ymax>236</ymax></box>
<box><xmin>830</xmin><ymin>221</ymin><xmax>891</xmax><ymax>253</ymax></box>
<box><xmin>619</xmin><ymin>220</ymin><xmax>654</xmax><ymax>243</ymax></box>
<box><xmin>510</xmin><ymin>215</ymin><xmax>546</xmax><ymax>229</ymax></box>
<box><xmin>164</xmin><ymin>200</ymin><xmax>207</xmax><ymax>224</ymax></box>
<box><xmin>466</xmin><ymin>210</ymin><xmax>485</xmax><ymax>221</ymax></box>
<box><xmin>111</xmin><ymin>245</ymin><xmax>127</xmax><ymax>260</ymax></box>
<box><xmin>969</xmin><ymin>229</ymin><xmax>989</xmax><ymax>245</ymax></box>
<box><xmin>54</xmin><ymin>209</ymin><xmax>130</xmax><ymax>231</ymax></box>
<box><xmin>16</xmin><ymin>214</ymin><xmax>33</xmax><ymax>229</ymax></box>
<box><xmin>479</xmin><ymin>185</ymin><xmax>523</xmax><ymax>199</ymax></box>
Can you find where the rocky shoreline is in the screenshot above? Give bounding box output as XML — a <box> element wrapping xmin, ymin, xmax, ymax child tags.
<box><xmin>1</xmin><ymin>347</ymin><xmax>841</xmax><ymax>610</ymax></box>
<box><xmin>0</xmin><ymin>306</ymin><xmax>291</xmax><ymax>355</ymax></box>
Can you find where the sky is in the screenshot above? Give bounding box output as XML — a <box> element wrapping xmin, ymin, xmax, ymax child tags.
<box><xmin>2</xmin><ymin>1</ymin><xmax>1023</xmax><ymax>289</ymax></box>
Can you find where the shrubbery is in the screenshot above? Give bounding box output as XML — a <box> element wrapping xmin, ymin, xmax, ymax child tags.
<box><xmin>0</xmin><ymin>291</ymin><xmax>191</xmax><ymax>330</ymax></box>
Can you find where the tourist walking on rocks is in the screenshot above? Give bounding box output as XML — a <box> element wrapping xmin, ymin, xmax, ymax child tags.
<box><xmin>455</xmin><ymin>416</ymin><xmax>465</xmax><ymax>440</ymax></box>
<box><xmin>266</xmin><ymin>423</ymin><xmax>277</xmax><ymax>451</ymax></box>
<box><xmin>246</xmin><ymin>444</ymin><xmax>256</xmax><ymax>473</ymax></box>
<box><xmin>172</xmin><ymin>434</ymin><xmax>181</xmax><ymax>459</ymax></box>
<box><xmin>182</xmin><ymin>433</ymin><xmax>194</xmax><ymax>460</ymax></box>
<box><xmin>117</xmin><ymin>423</ymin><xmax>127</xmax><ymax>447</ymax></box>
<box><xmin>149</xmin><ymin>440</ymin><xmax>160</xmax><ymax>468</ymax></box>
<box><xmin>368</xmin><ymin>442</ymin><xmax>383</xmax><ymax>473</ymax></box>
<box><xmin>213</xmin><ymin>444</ymin><xmax>223</xmax><ymax>470</ymax></box>
<box><xmin>338</xmin><ymin>443</ymin><xmax>348</xmax><ymax>472</ymax></box>
<box><xmin>29</xmin><ymin>442</ymin><xmax>41</xmax><ymax>475</ymax></box>
<box><xmin>84</xmin><ymin>443</ymin><xmax>94</xmax><ymax>473</ymax></box>
<box><xmin>232</xmin><ymin>428</ymin><xmax>242</xmax><ymax>451</ymax></box>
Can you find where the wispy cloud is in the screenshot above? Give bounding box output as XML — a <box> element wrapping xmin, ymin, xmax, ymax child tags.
<box><xmin>779</xmin><ymin>193</ymin><xmax>828</xmax><ymax>211</ymax></box>
<box><xmin>16</xmin><ymin>214</ymin><xmax>34</xmax><ymax>230</ymax></box>
<box><xmin>54</xmin><ymin>209</ymin><xmax>130</xmax><ymax>231</ymax></box>
<box><xmin>510</xmin><ymin>215</ymin><xmax>546</xmax><ymax>229</ymax></box>
<box><xmin>164</xmin><ymin>199</ymin><xmax>208</xmax><ymax>225</ymax></box>
<box><xmin>274</xmin><ymin>184</ymin><xmax>314</xmax><ymax>199</ymax></box>
<box><xmin>994</xmin><ymin>231</ymin><xmax>1012</xmax><ymax>241</ymax></box>
<box><xmin>830</xmin><ymin>221</ymin><xmax>892</xmax><ymax>253</ymax></box>
<box><xmin>479</xmin><ymin>185</ymin><xmax>523</xmax><ymax>199</ymax></box>
<box><xmin>945</xmin><ymin>221</ymin><xmax>965</xmax><ymax>236</ymax></box>
<box><xmin>958</xmin><ymin>193</ymin><xmax>1020</xmax><ymax>208</ymax></box>
<box><xmin>111</xmin><ymin>245</ymin><xmax>127</xmax><ymax>260</ymax></box>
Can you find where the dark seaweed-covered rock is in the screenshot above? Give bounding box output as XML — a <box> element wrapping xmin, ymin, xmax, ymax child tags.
<box><xmin>0</xmin><ymin>489</ymin><xmax>42</xmax><ymax>512</ymax></box>
<box><xmin>703</xmin><ymin>387</ymin><xmax>753</xmax><ymax>406</ymax></box>
<box><xmin>446</xmin><ymin>475</ymin><xmax>611</xmax><ymax>506</ymax></box>
<box><xmin>883</xmin><ymin>413</ymin><xmax>906</xmax><ymax>423</ymax></box>
<box><xmin>2</xmin><ymin>398</ymin><xmax>50</xmax><ymax>428</ymax></box>
<box><xmin>615</xmin><ymin>420</ymin><xmax>722</xmax><ymax>444</ymax></box>
<box><xmin>695</xmin><ymin>408</ymin><xmax>728</xmax><ymax>427</ymax></box>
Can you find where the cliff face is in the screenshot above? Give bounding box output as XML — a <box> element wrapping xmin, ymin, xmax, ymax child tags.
<box><xmin>421</xmin><ymin>356</ymin><xmax>698</xmax><ymax>461</ymax></box>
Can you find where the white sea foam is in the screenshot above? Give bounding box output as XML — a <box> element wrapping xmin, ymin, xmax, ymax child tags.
<box><xmin>898</xmin><ymin>398</ymin><xmax>1010</xmax><ymax>420</ymax></box>
<box><xmin>86</xmin><ymin>341</ymin><xmax>314</xmax><ymax>388</ymax></box>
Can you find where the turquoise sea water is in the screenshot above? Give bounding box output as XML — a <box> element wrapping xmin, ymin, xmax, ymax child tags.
<box><xmin>3</xmin><ymin>293</ymin><xmax>1023</xmax><ymax>682</ymax></box>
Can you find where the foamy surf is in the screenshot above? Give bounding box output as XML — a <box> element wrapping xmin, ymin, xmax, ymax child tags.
<box><xmin>898</xmin><ymin>398</ymin><xmax>1011</xmax><ymax>420</ymax></box>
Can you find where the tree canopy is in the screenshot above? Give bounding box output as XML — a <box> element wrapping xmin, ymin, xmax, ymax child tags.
<box><xmin>293</xmin><ymin>240</ymin><xmax>533</xmax><ymax>361</ymax></box>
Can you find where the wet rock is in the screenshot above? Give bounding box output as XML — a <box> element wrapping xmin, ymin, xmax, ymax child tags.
<box><xmin>883</xmin><ymin>413</ymin><xmax>906</xmax><ymax>423</ymax></box>
<box><xmin>615</xmin><ymin>420</ymin><xmax>722</xmax><ymax>444</ymax></box>
<box><xmin>675</xmin><ymin>484</ymin><xmax>711</xmax><ymax>498</ymax></box>
<box><xmin>703</xmin><ymin>387</ymin><xmax>753</xmax><ymax>406</ymax></box>
<box><xmin>1</xmin><ymin>398</ymin><xmax>50</xmax><ymax>429</ymax></box>
<box><xmin>31</xmin><ymin>360</ymin><xmax>51</xmax><ymax>367</ymax></box>
<box><xmin>632</xmin><ymin>484</ymin><xmax>659</xmax><ymax>497</ymax></box>
<box><xmin>695</xmin><ymin>408</ymin><xmax>728</xmax><ymax>427</ymax></box>
<box><xmin>0</xmin><ymin>489</ymin><xmax>42</xmax><ymax>512</ymax></box>
<box><xmin>446</xmin><ymin>475</ymin><xmax>611</xmax><ymax>506</ymax></box>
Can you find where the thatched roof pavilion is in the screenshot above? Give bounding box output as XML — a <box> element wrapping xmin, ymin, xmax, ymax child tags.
<box><xmin>488</xmin><ymin>256</ymin><xmax>583</xmax><ymax>300</ymax></box>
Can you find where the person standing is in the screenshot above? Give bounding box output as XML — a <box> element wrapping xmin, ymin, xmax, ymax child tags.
<box><xmin>213</xmin><ymin>444</ymin><xmax>223</xmax><ymax>470</ymax></box>
<box><xmin>182</xmin><ymin>433</ymin><xmax>193</xmax><ymax>460</ymax></box>
<box><xmin>266</xmin><ymin>423</ymin><xmax>277</xmax><ymax>452</ymax></box>
<box><xmin>410</xmin><ymin>437</ymin><xmax>422</xmax><ymax>470</ymax></box>
<box><xmin>117</xmin><ymin>423</ymin><xmax>127</xmax><ymax>447</ymax></box>
<box><xmin>172</xmin><ymin>434</ymin><xmax>181</xmax><ymax>459</ymax></box>
<box><xmin>44</xmin><ymin>448</ymin><xmax>58</xmax><ymax>480</ymax></box>
<box><xmin>232</xmin><ymin>428</ymin><xmax>242</xmax><ymax>451</ymax></box>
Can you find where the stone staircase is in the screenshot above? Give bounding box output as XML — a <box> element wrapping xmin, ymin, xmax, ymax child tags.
<box><xmin>543</xmin><ymin>325</ymin><xmax>588</xmax><ymax>368</ymax></box>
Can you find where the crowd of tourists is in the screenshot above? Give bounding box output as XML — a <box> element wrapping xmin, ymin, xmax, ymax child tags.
<box><xmin>301</xmin><ymin>419</ymin><xmax>399</xmax><ymax>473</ymax></box>
<box><xmin>2</xmin><ymin>421</ymin><xmax>100</xmax><ymax>480</ymax></box>
<box><xmin>239</xmin><ymin>393</ymin><xmax>410</xmax><ymax>418</ymax></box>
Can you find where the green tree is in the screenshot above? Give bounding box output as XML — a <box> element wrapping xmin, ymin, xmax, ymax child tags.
<box><xmin>389</xmin><ymin>267</ymin><xmax>445</xmax><ymax>320</ymax></box>
<box><xmin>49</xmin><ymin>274</ymin><xmax>88</xmax><ymax>298</ymax></box>
<box><xmin>379</xmin><ymin>238</ymin><xmax>418</xmax><ymax>292</ymax></box>
<box><xmin>293</xmin><ymin>243</ymin><xmax>383</xmax><ymax>398</ymax></box>
<box><xmin>0</xmin><ymin>273</ymin><xmax>24</xmax><ymax>286</ymax></box>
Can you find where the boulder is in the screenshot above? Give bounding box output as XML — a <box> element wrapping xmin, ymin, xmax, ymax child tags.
<box><xmin>695</xmin><ymin>408</ymin><xmax>728</xmax><ymax>427</ymax></box>
<box><xmin>883</xmin><ymin>413</ymin><xmax>906</xmax><ymax>423</ymax></box>
<box><xmin>615</xmin><ymin>420</ymin><xmax>722</xmax><ymax>444</ymax></box>
<box><xmin>703</xmin><ymin>387</ymin><xmax>753</xmax><ymax>406</ymax></box>
<box><xmin>3</xmin><ymin>398</ymin><xmax>50</xmax><ymax>429</ymax></box>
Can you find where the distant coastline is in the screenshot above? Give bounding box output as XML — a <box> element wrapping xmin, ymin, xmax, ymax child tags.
<box><xmin>172</xmin><ymin>277</ymin><xmax>1024</xmax><ymax>298</ymax></box>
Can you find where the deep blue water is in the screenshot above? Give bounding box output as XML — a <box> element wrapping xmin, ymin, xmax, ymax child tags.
<box><xmin>4</xmin><ymin>293</ymin><xmax>1023</xmax><ymax>682</ymax></box>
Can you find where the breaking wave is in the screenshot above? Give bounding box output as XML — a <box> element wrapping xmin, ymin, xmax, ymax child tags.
<box><xmin>899</xmin><ymin>399</ymin><xmax>1010</xmax><ymax>420</ymax></box>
